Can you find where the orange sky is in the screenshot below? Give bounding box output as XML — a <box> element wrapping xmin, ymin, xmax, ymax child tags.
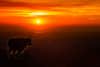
<box><xmin>0</xmin><ymin>0</ymin><xmax>100</xmax><ymax>7</ymax></box>
<box><xmin>0</xmin><ymin>0</ymin><xmax>100</xmax><ymax>27</ymax></box>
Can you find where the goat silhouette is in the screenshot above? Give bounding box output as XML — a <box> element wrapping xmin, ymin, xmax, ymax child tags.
<box><xmin>8</xmin><ymin>38</ymin><xmax>32</xmax><ymax>56</ymax></box>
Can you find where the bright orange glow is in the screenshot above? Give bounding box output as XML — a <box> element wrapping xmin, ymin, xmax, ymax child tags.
<box><xmin>0</xmin><ymin>7</ymin><xmax>100</xmax><ymax>27</ymax></box>
<box><xmin>30</xmin><ymin>11</ymin><xmax>65</xmax><ymax>16</ymax></box>
<box><xmin>33</xmin><ymin>18</ymin><xmax>44</xmax><ymax>25</ymax></box>
<box><xmin>35</xmin><ymin>18</ymin><xmax>42</xmax><ymax>24</ymax></box>
<box><xmin>31</xmin><ymin>11</ymin><xmax>49</xmax><ymax>16</ymax></box>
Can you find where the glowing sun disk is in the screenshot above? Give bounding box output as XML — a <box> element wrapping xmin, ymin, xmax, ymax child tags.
<box><xmin>34</xmin><ymin>18</ymin><xmax>43</xmax><ymax>25</ymax></box>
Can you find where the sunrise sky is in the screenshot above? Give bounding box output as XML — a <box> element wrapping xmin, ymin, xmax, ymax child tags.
<box><xmin>0</xmin><ymin>0</ymin><xmax>100</xmax><ymax>27</ymax></box>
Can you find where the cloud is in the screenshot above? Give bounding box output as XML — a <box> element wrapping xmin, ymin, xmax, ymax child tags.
<box><xmin>0</xmin><ymin>0</ymin><xmax>100</xmax><ymax>7</ymax></box>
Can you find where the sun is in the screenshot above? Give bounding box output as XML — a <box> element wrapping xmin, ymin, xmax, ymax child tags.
<box><xmin>35</xmin><ymin>18</ymin><xmax>41</xmax><ymax>24</ymax></box>
<box><xmin>33</xmin><ymin>18</ymin><xmax>43</xmax><ymax>25</ymax></box>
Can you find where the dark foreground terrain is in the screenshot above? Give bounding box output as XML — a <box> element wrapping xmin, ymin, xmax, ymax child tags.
<box><xmin>0</xmin><ymin>24</ymin><xmax>100</xmax><ymax>67</ymax></box>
